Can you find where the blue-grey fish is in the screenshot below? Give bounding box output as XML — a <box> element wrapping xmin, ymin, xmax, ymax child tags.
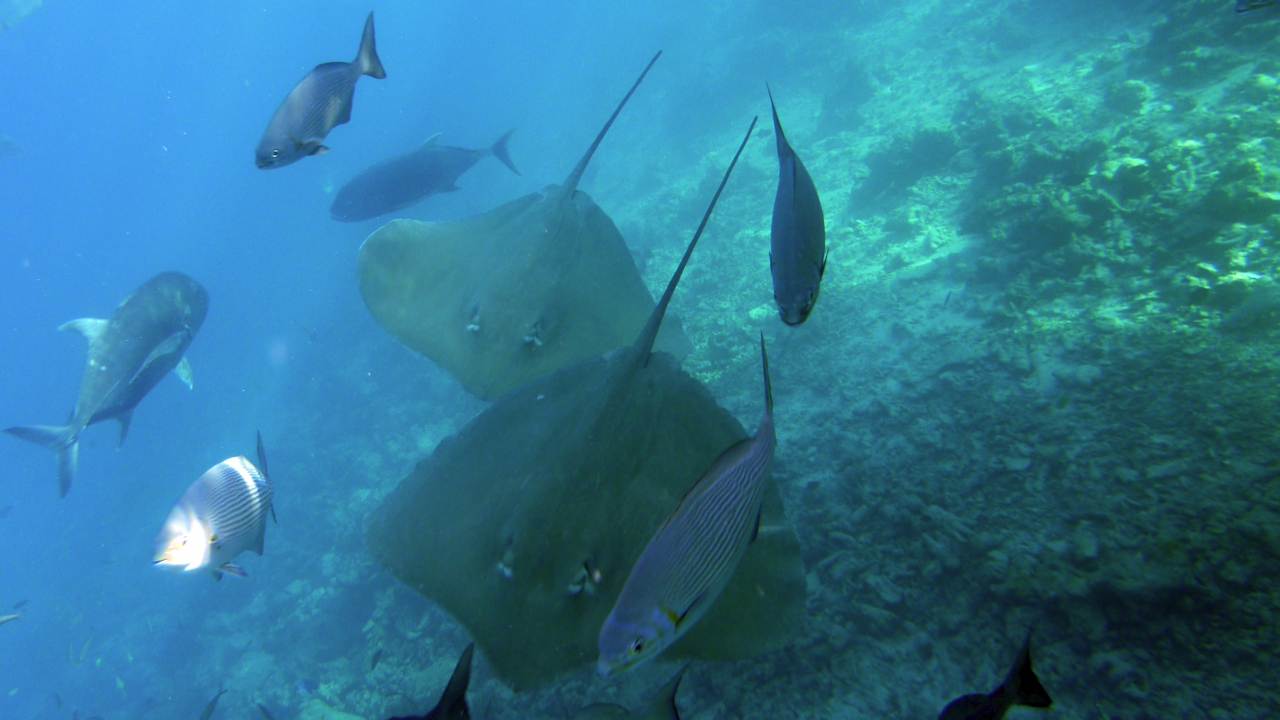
<box><xmin>598</xmin><ymin>334</ymin><xmax>776</xmax><ymax>674</ymax></box>
<box><xmin>154</xmin><ymin>433</ymin><xmax>274</xmax><ymax>581</ymax></box>
<box><xmin>331</xmin><ymin>130</ymin><xmax>520</xmax><ymax>222</ymax></box>
<box><xmin>575</xmin><ymin>665</ymin><xmax>686</xmax><ymax>720</ymax></box>
<box><xmin>937</xmin><ymin>632</ymin><xmax>1052</xmax><ymax>720</ymax></box>
<box><xmin>767</xmin><ymin>86</ymin><xmax>827</xmax><ymax>326</ymax></box>
<box><xmin>256</xmin><ymin>12</ymin><xmax>386</xmax><ymax>169</ymax></box>
<box><xmin>388</xmin><ymin>643</ymin><xmax>473</xmax><ymax>720</ymax></box>
<box><xmin>197</xmin><ymin>685</ymin><xmax>227</xmax><ymax>720</ymax></box>
<box><xmin>1237</xmin><ymin>0</ymin><xmax>1276</xmax><ymax>12</ymax></box>
<box><xmin>5</xmin><ymin>271</ymin><xmax>208</xmax><ymax>497</ymax></box>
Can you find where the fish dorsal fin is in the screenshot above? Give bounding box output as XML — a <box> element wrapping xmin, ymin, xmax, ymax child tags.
<box><xmin>766</xmin><ymin>84</ymin><xmax>791</xmax><ymax>158</ymax></box>
<box><xmin>561</xmin><ymin>51</ymin><xmax>661</xmax><ymax>195</ymax></box>
<box><xmin>420</xmin><ymin>132</ymin><xmax>443</xmax><ymax>149</ymax></box>
<box><xmin>634</xmin><ymin>117</ymin><xmax>757</xmax><ymax>362</ymax></box>
<box><xmin>435</xmin><ymin>643</ymin><xmax>474</xmax><ymax>718</ymax></box>
<box><xmin>639</xmin><ymin>665</ymin><xmax>687</xmax><ymax>720</ymax></box>
<box><xmin>256</xmin><ymin>431</ymin><xmax>270</xmax><ymax>482</ymax></box>
<box><xmin>174</xmin><ymin>356</ymin><xmax>194</xmax><ymax>389</ymax></box>
<box><xmin>59</xmin><ymin>318</ymin><xmax>108</xmax><ymax>350</ymax></box>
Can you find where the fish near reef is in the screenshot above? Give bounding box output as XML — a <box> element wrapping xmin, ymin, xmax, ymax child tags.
<box><xmin>5</xmin><ymin>271</ymin><xmax>208</xmax><ymax>497</ymax></box>
<box><xmin>331</xmin><ymin>130</ymin><xmax>520</xmax><ymax>222</ymax></box>
<box><xmin>198</xmin><ymin>684</ymin><xmax>227</xmax><ymax>720</ymax></box>
<box><xmin>256</xmin><ymin>12</ymin><xmax>386</xmax><ymax>169</ymax></box>
<box><xmin>598</xmin><ymin>332</ymin><xmax>776</xmax><ymax>674</ymax></box>
<box><xmin>937</xmin><ymin>631</ymin><xmax>1052</xmax><ymax>720</ymax></box>
<box><xmin>766</xmin><ymin>86</ymin><xmax>826</xmax><ymax>326</ymax></box>
<box><xmin>1237</xmin><ymin>0</ymin><xmax>1277</xmax><ymax>12</ymax></box>
<box><xmin>388</xmin><ymin>644</ymin><xmax>472</xmax><ymax>720</ymax></box>
<box><xmin>575</xmin><ymin>665</ymin><xmax>686</xmax><ymax>720</ymax></box>
<box><xmin>154</xmin><ymin>433</ymin><xmax>274</xmax><ymax>580</ymax></box>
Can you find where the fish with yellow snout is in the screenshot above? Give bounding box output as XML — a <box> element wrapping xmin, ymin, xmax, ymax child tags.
<box><xmin>154</xmin><ymin>433</ymin><xmax>275</xmax><ymax>580</ymax></box>
<box><xmin>598</xmin><ymin>332</ymin><xmax>777</xmax><ymax>674</ymax></box>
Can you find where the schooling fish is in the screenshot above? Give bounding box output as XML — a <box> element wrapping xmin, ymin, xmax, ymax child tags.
<box><xmin>598</xmin><ymin>333</ymin><xmax>776</xmax><ymax>674</ymax></box>
<box><xmin>937</xmin><ymin>631</ymin><xmax>1052</xmax><ymax>720</ymax></box>
<box><xmin>154</xmin><ymin>433</ymin><xmax>274</xmax><ymax>580</ymax></box>
<box><xmin>256</xmin><ymin>12</ymin><xmax>386</xmax><ymax>169</ymax></box>
<box><xmin>1237</xmin><ymin>0</ymin><xmax>1277</xmax><ymax>12</ymax></box>
<box><xmin>767</xmin><ymin>86</ymin><xmax>827</xmax><ymax>326</ymax></box>
<box><xmin>575</xmin><ymin>665</ymin><xmax>686</xmax><ymax>720</ymax></box>
<box><xmin>5</xmin><ymin>272</ymin><xmax>207</xmax><ymax>497</ymax></box>
<box><xmin>331</xmin><ymin>130</ymin><xmax>520</xmax><ymax>222</ymax></box>
<box><xmin>389</xmin><ymin>643</ymin><xmax>473</xmax><ymax>720</ymax></box>
<box><xmin>197</xmin><ymin>685</ymin><xmax>227</xmax><ymax>720</ymax></box>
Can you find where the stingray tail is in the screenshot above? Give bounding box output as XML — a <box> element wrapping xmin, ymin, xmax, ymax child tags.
<box><xmin>4</xmin><ymin>424</ymin><xmax>79</xmax><ymax>498</ymax></box>
<box><xmin>356</xmin><ymin>12</ymin><xmax>386</xmax><ymax>79</ymax></box>
<box><xmin>490</xmin><ymin>129</ymin><xmax>520</xmax><ymax>176</ymax></box>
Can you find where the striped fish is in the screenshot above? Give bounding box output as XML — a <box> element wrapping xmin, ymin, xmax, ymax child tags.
<box><xmin>255</xmin><ymin>12</ymin><xmax>386</xmax><ymax>169</ymax></box>
<box><xmin>154</xmin><ymin>433</ymin><xmax>274</xmax><ymax>580</ymax></box>
<box><xmin>597</xmin><ymin>334</ymin><xmax>776</xmax><ymax>674</ymax></box>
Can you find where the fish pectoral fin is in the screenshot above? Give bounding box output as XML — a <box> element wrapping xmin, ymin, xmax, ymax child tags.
<box><xmin>443</xmin><ymin>182</ymin><xmax>461</xmax><ymax>193</ymax></box>
<box><xmin>210</xmin><ymin>569</ymin><xmax>224</xmax><ymax>581</ymax></box>
<box><xmin>133</xmin><ymin>331</ymin><xmax>188</xmax><ymax>385</ymax></box>
<box><xmin>219</xmin><ymin>562</ymin><xmax>247</xmax><ymax>578</ymax></box>
<box><xmin>310</xmin><ymin>145</ymin><xmax>330</xmax><ymax>156</ymax></box>
<box><xmin>750</xmin><ymin>506</ymin><xmax>762</xmax><ymax>544</ymax></box>
<box><xmin>820</xmin><ymin>248</ymin><xmax>829</xmax><ymax>278</ymax></box>
<box><xmin>420</xmin><ymin>132</ymin><xmax>442</xmax><ymax>148</ymax></box>
<box><xmin>174</xmin><ymin>356</ymin><xmax>194</xmax><ymax>389</ymax></box>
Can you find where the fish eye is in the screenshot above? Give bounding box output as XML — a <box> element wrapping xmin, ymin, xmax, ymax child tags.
<box><xmin>629</xmin><ymin>638</ymin><xmax>645</xmax><ymax>655</ymax></box>
<box><xmin>271</xmin><ymin>148</ymin><xmax>280</xmax><ymax>158</ymax></box>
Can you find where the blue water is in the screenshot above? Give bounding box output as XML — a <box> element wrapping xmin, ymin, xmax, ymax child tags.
<box><xmin>3</xmin><ymin>1</ymin><xmax>1279</xmax><ymax>719</ymax></box>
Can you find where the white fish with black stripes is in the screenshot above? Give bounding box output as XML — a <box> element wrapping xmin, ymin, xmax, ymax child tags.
<box><xmin>154</xmin><ymin>432</ymin><xmax>275</xmax><ymax>580</ymax></box>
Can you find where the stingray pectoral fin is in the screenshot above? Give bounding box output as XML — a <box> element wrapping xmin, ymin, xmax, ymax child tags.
<box><xmin>174</xmin><ymin>357</ymin><xmax>193</xmax><ymax>389</ymax></box>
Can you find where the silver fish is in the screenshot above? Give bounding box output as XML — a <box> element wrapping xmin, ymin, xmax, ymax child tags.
<box><xmin>256</xmin><ymin>12</ymin><xmax>386</xmax><ymax>169</ymax></box>
<box><xmin>5</xmin><ymin>271</ymin><xmax>208</xmax><ymax>497</ymax></box>
<box><xmin>767</xmin><ymin>86</ymin><xmax>827</xmax><ymax>326</ymax></box>
<box><xmin>154</xmin><ymin>434</ymin><xmax>274</xmax><ymax>580</ymax></box>
<box><xmin>597</xmin><ymin>334</ymin><xmax>776</xmax><ymax>674</ymax></box>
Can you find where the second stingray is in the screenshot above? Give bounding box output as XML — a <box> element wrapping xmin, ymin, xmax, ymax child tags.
<box><xmin>358</xmin><ymin>51</ymin><xmax>690</xmax><ymax>401</ymax></box>
<box><xmin>364</xmin><ymin>118</ymin><xmax>807</xmax><ymax>690</ymax></box>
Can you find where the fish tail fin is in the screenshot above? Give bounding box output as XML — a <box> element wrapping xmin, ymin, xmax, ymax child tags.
<box><xmin>439</xmin><ymin>643</ymin><xmax>474</xmax><ymax>717</ymax></box>
<box><xmin>1003</xmin><ymin>631</ymin><xmax>1053</xmax><ymax>709</ymax></box>
<box><xmin>356</xmin><ymin>12</ymin><xmax>386</xmax><ymax>79</ymax></box>
<box><xmin>491</xmin><ymin>129</ymin><xmax>520</xmax><ymax>176</ymax></box>
<box><xmin>4</xmin><ymin>424</ymin><xmax>79</xmax><ymax>497</ymax></box>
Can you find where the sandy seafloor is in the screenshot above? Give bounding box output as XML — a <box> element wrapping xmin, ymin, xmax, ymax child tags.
<box><xmin>4</xmin><ymin>0</ymin><xmax>1280</xmax><ymax>719</ymax></box>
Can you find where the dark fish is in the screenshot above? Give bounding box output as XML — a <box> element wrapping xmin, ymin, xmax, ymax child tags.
<box><xmin>198</xmin><ymin>685</ymin><xmax>227</xmax><ymax>720</ymax></box>
<box><xmin>371</xmin><ymin>647</ymin><xmax>384</xmax><ymax>670</ymax></box>
<box><xmin>256</xmin><ymin>12</ymin><xmax>386</xmax><ymax>169</ymax></box>
<box><xmin>598</xmin><ymin>330</ymin><xmax>776</xmax><ymax>673</ymax></box>
<box><xmin>389</xmin><ymin>644</ymin><xmax>473</xmax><ymax>720</ymax></box>
<box><xmin>767</xmin><ymin>86</ymin><xmax>827</xmax><ymax>326</ymax></box>
<box><xmin>937</xmin><ymin>632</ymin><xmax>1052</xmax><ymax>720</ymax></box>
<box><xmin>154</xmin><ymin>433</ymin><xmax>274</xmax><ymax>580</ymax></box>
<box><xmin>256</xmin><ymin>702</ymin><xmax>275</xmax><ymax>720</ymax></box>
<box><xmin>331</xmin><ymin>130</ymin><xmax>520</xmax><ymax>222</ymax></box>
<box><xmin>1237</xmin><ymin>0</ymin><xmax>1276</xmax><ymax>12</ymax></box>
<box><xmin>575</xmin><ymin>665</ymin><xmax>685</xmax><ymax>720</ymax></box>
<box><xmin>5</xmin><ymin>271</ymin><xmax>208</xmax><ymax>497</ymax></box>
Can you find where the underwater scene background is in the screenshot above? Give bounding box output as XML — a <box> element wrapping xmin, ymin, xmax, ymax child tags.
<box><xmin>1</xmin><ymin>0</ymin><xmax>1279</xmax><ymax>718</ymax></box>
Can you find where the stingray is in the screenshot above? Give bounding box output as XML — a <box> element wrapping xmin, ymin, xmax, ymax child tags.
<box><xmin>364</xmin><ymin>117</ymin><xmax>807</xmax><ymax>690</ymax></box>
<box><xmin>357</xmin><ymin>51</ymin><xmax>692</xmax><ymax>401</ymax></box>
